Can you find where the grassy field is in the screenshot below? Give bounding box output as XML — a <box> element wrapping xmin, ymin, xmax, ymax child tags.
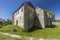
<box><xmin>0</xmin><ymin>25</ymin><xmax>60</xmax><ymax>38</ymax></box>
<box><xmin>0</xmin><ymin>34</ymin><xmax>21</xmax><ymax>40</ymax></box>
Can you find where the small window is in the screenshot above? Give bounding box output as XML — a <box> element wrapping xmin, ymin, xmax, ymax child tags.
<box><xmin>16</xmin><ymin>20</ymin><xmax>18</xmax><ymax>25</ymax></box>
<box><xmin>18</xmin><ymin>10</ymin><xmax>19</xmax><ymax>14</ymax></box>
<box><xmin>21</xmin><ymin>8</ymin><xmax>23</xmax><ymax>12</ymax></box>
<box><xmin>38</xmin><ymin>13</ymin><xmax>39</xmax><ymax>16</ymax></box>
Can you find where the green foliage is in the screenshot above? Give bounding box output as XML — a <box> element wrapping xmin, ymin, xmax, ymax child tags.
<box><xmin>54</xmin><ymin>20</ymin><xmax>60</xmax><ymax>22</ymax></box>
<box><xmin>6</xmin><ymin>19</ymin><xmax>12</xmax><ymax>25</ymax></box>
<box><xmin>44</xmin><ymin>10</ymin><xmax>55</xmax><ymax>21</ymax></box>
<box><xmin>0</xmin><ymin>25</ymin><xmax>60</xmax><ymax>38</ymax></box>
<box><xmin>2</xmin><ymin>20</ymin><xmax>6</xmax><ymax>26</ymax></box>
<box><xmin>1</xmin><ymin>19</ymin><xmax>12</xmax><ymax>26</ymax></box>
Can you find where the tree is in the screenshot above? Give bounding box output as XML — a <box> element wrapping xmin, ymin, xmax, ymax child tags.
<box><xmin>1</xmin><ymin>19</ymin><xmax>12</xmax><ymax>26</ymax></box>
<box><xmin>6</xmin><ymin>19</ymin><xmax>12</xmax><ymax>25</ymax></box>
<box><xmin>44</xmin><ymin>10</ymin><xmax>55</xmax><ymax>21</ymax></box>
<box><xmin>2</xmin><ymin>20</ymin><xmax>6</xmax><ymax>26</ymax></box>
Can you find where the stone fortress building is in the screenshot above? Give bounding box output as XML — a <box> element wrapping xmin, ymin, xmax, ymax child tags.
<box><xmin>12</xmin><ymin>2</ymin><xmax>52</xmax><ymax>31</ymax></box>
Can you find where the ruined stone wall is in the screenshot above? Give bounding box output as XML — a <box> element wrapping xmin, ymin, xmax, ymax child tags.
<box><xmin>44</xmin><ymin>13</ymin><xmax>52</xmax><ymax>27</ymax></box>
<box><xmin>12</xmin><ymin>3</ymin><xmax>52</xmax><ymax>31</ymax></box>
<box><xmin>35</xmin><ymin>7</ymin><xmax>45</xmax><ymax>28</ymax></box>
<box><xmin>13</xmin><ymin>6</ymin><xmax>24</xmax><ymax>28</ymax></box>
<box><xmin>24</xmin><ymin>3</ymin><xmax>34</xmax><ymax>31</ymax></box>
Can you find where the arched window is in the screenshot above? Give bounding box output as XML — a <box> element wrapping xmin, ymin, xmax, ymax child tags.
<box><xmin>16</xmin><ymin>20</ymin><xmax>18</xmax><ymax>25</ymax></box>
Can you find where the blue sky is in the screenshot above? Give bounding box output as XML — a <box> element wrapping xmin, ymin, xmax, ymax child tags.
<box><xmin>0</xmin><ymin>0</ymin><xmax>60</xmax><ymax>20</ymax></box>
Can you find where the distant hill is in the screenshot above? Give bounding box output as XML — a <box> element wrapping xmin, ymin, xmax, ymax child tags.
<box><xmin>54</xmin><ymin>20</ymin><xmax>60</xmax><ymax>22</ymax></box>
<box><xmin>0</xmin><ymin>18</ymin><xmax>5</xmax><ymax>21</ymax></box>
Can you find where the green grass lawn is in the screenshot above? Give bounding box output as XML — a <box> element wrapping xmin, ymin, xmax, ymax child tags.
<box><xmin>0</xmin><ymin>34</ymin><xmax>20</xmax><ymax>40</ymax></box>
<box><xmin>0</xmin><ymin>25</ymin><xmax>60</xmax><ymax>38</ymax></box>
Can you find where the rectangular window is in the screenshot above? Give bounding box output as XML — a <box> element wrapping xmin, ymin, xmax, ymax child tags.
<box><xmin>21</xmin><ymin>8</ymin><xmax>23</xmax><ymax>12</ymax></box>
<box><xmin>18</xmin><ymin>10</ymin><xmax>19</xmax><ymax>14</ymax></box>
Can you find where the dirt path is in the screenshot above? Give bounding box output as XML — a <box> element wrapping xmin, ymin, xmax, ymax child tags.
<box><xmin>0</xmin><ymin>32</ymin><xmax>21</xmax><ymax>39</ymax></box>
<box><xmin>0</xmin><ymin>32</ymin><xmax>59</xmax><ymax>40</ymax></box>
<box><xmin>52</xmin><ymin>22</ymin><xmax>60</xmax><ymax>25</ymax></box>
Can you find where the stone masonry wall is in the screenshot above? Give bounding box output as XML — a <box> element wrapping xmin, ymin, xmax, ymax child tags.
<box><xmin>44</xmin><ymin>13</ymin><xmax>52</xmax><ymax>27</ymax></box>
<box><xmin>35</xmin><ymin>7</ymin><xmax>45</xmax><ymax>28</ymax></box>
<box><xmin>13</xmin><ymin>6</ymin><xmax>24</xmax><ymax>29</ymax></box>
<box><xmin>12</xmin><ymin>2</ymin><xmax>52</xmax><ymax>31</ymax></box>
<box><xmin>24</xmin><ymin>3</ymin><xmax>34</xmax><ymax>31</ymax></box>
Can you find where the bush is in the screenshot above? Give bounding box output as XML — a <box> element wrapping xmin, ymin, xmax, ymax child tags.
<box><xmin>13</xmin><ymin>29</ymin><xmax>17</xmax><ymax>32</ymax></box>
<box><xmin>1</xmin><ymin>19</ymin><xmax>12</xmax><ymax>26</ymax></box>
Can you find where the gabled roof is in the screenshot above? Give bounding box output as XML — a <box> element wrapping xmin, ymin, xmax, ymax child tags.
<box><xmin>13</xmin><ymin>2</ymin><xmax>34</xmax><ymax>14</ymax></box>
<box><xmin>26</xmin><ymin>2</ymin><xmax>34</xmax><ymax>9</ymax></box>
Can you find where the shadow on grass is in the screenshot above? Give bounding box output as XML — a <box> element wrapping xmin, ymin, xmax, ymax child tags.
<box><xmin>45</xmin><ymin>25</ymin><xmax>57</xmax><ymax>28</ymax></box>
<box><xmin>28</xmin><ymin>26</ymin><xmax>42</xmax><ymax>32</ymax></box>
<box><xmin>28</xmin><ymin>25</ymin><xmax>57</xmax><ymax>32</ymax></box>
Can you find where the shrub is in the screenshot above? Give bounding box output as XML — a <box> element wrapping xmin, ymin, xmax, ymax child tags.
<box><xmin>0</xmin><ymin>19</ymin><xmax>12</xmax><ymax>26</ymax></box>
<box><xmin>13</xmin><ymin>29</ymin><xmax>17</xmax><ymax>32</ymax></box>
